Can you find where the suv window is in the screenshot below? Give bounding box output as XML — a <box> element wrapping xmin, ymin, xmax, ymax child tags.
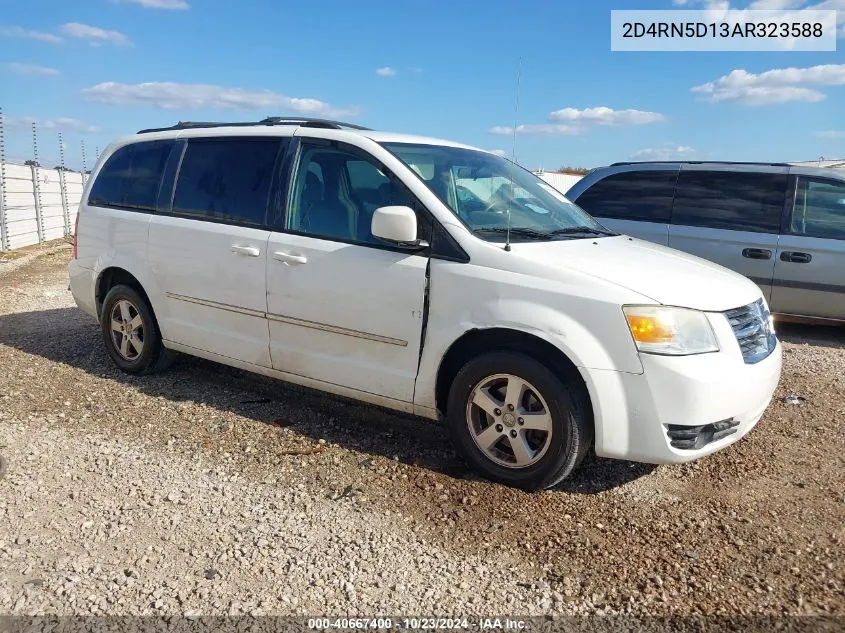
<box><xmin>288</xmin><ymin>142</ymin><xmax>417</xmax><ymax>244</ymax></box>
<box><xmin>88</xmin><ymin>140</ymin><xmax>173</xmax><ymax>211</ymax></box>
<box><xmin>672</xmin><ymin>170</ymin><xmax>786</xmax><ymax>233</ymax></box>
<box><xmin>791</xmin><ymin>177</ymin><xmax>845</xmax><ymax>240</ymax></box>
<box><xmin>575</xmin><ymin>170</ymin><xmax>677</xmax><ymax>222</ymax></box>
<box><xmin>171</xmin><ymin>138</ymin><xmax>281</xmax><ymax>227</ymax></box>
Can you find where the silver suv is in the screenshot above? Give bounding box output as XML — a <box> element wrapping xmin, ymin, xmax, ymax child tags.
<box><xmin>567</xmin><ymin>161</ymin><xmax>845</xmax><ymax>323</ymax></box>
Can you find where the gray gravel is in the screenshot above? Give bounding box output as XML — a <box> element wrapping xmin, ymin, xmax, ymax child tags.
<box><xmin>0</xmin><ymin>245</ymin><xmax>842</xmax><ymax>617</ymax></box>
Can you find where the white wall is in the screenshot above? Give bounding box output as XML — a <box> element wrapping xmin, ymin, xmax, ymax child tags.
<box><xmin>534</xmin><ymin>171</ymin><xmax>583</xmax><ymax>195</ymax></box>
<box><xmin>0</xmin><ymin>161</ymin><xmax>86</xmax><ymax>251</ymax></box>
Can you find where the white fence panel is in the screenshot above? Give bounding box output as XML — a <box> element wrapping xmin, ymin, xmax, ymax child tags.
<box><xmin>534</xmin><ymin>171</ymin><xmax>583</xmax><ymax>195</ymax></box>
<box><xmin>0</xmin><ymin>161</ymin><xmax>86</xmax><ymax>251</ymax></box>
<box><xmin>38</xmin><ymin>169</ymin><xmax>67</xmax><ymax>242</ymax></box>
<box><xmin>3</xmin><ymin>164</ymin><xmax>40</xmax><ymax>250</ymax></box>
<box><xmin>64</xmin><ymin>171</ymin><xmax>85</xmax><ymax>232</ymax></box>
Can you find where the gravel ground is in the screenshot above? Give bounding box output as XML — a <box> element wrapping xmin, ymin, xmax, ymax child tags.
<box><xmin>0</xmin><ymin>246</ymin><xmax>842</xmax><ymax>618</ymax></box>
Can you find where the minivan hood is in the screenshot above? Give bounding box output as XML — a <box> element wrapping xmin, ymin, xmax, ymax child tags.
<box><xmin>508</xmin><ymin>235</ymin><xmax>762</xmax><ymax>312</ymax></box>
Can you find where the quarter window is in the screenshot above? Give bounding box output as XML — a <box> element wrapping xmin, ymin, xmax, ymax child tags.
<box><xmin>288</xmin><ymin>143</ymin><xmax>418</xmax><ymax>244</ymax></box>
<box><xmin>172</xmin><ymin>138</ymin><xmax>281</xmax><ymax>227</ymax></box>
<box><xmin>88</xmin><ymin>140</ymin><xmax>173</xmax><ymax>211</ymax></box>
<box><xmin>574</xmin><ymin>171</ymin><xmax>677</xmax><ymax>223</ymax></box>
<box><xmin>672</xmin><ymin>171</ymin><xmax>786</xmax><ymax>233</ymax></box>
<box><xmin>791</xmin><ymin>177</ymin><xmax>845</xmax><ymax>240</ymax></box>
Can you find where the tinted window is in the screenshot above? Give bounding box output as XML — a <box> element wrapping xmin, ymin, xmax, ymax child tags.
<box><xmin>172</xmin><ymin>138</ymin><xmax>280</xmax><ymax>226</ymax></box>
<box><xmin>791</xmin><ymin>177</ymin><xmax>845</xmax><ymax>240</ymax></box>
<box><xmin>288</xmin><ymin>143</ymin><xmax>417</xmax><ymax>244</ymax></box>
<box><xmin>575</xmin><ymin>170</ymin><xmax>677</xmax><ymax>222</ymax></box>
<box><xmin>672</xmin><ymin>170</ymin><xmax>786</xmax><ymax>233</ymax></box>
<box><xmin>89</xmin><ymin>141</ymin><xmax>172</xmax><ymax>211</ymax></box>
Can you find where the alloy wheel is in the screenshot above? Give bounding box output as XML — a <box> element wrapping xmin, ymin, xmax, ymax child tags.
<box><xmin>109</xmin><ymin>299</ymin><xmax>145</xmax><ymax>361</ymax></box>
<box><xmin>465</xmin><ymin>373</ymin><xmax>553</xmax><ymax>469</ymax></box>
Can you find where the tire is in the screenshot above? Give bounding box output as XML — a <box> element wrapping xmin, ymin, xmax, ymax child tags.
<box><xmin>100</xmin><ymin>284</ymin><xmax>173</xmax><ymax>375</ymax></box>
<box><xmin>446</xmin><ymin>352</ymin><xmax>592</xmax><ymax>491</ymax></box>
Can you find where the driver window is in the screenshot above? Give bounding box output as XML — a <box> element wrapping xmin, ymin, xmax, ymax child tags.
<box><xmin>288</xmin><ymin>142</ymin><xmax>419</xmax><ymax>245</ymax></box>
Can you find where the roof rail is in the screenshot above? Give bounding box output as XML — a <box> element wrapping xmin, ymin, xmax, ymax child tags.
<box><xmin>136</xmin><ymin>117</ymin><xmax>371</xmax><ymax>135</ymax></box>
<box><xmin>610</xmin><ymin>160</ymin><xmax>792</xmax><ymax>167</ymax></box>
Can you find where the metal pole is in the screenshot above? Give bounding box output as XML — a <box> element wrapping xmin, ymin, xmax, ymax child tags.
<box><xmin>81</xmin><ymin>140</ymin><xmax>88</xmax><ymax>188</ymax></box>
<box><xmin>58</xmin><ymin>132</ymin><xmax>70</xmax><ymax>237</ymax></box>
<box><xmin>0</xmin><ymin>107</ymin><xmax>8</xmax><ymax>251</ymax></box>
<box><xmin>31</xmin><ymin>122</ymin><xmax>44</xmax><ymax>244</ymax></box>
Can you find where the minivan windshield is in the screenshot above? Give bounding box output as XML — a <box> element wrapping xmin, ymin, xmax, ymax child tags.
<box><xmin>382</xmin><ymin>143</ymin><xmax>613</xmax><ymax>241</ymax></box>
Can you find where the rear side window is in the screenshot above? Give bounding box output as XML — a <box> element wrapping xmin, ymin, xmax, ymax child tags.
<box><xmin>88</xmin><ymin>140</ymin><xmax>173</xmax><ymax>211</ymax></box>
<box><xmin>171</xmin><ymin>138</ymin><xmax>281</xmax><ymax>227</ymax></box>
<box><xmin>672</xmin><ymin>170</ymin><xmax>786</xmax><ymax>233</ymax></box>
<box><xmin>791</xmin><ymin>177</ymin><xmax>845</xmax><ymax>240</ymax></box>
<box><xmin>574</xmin><ymin>170</ymin><xmax>677</xmax><ymax>222</ymax></box>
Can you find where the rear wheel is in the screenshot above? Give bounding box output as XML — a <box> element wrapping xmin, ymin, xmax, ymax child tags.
<box><xmin>446</xmin><ymin>352</ymin><xmax>591</xmax><ymax>490</ymax></box>
<box><xmin>100</xmin><ymin>284</ymin><xmax>173</xmax><ymax>374</ymax></box>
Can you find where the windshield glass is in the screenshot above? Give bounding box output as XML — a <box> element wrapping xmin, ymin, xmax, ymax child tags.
<box><xmin>382</xmin><ymin>142</ymin><xmax>612</xmax><ymax>241</ymax></box>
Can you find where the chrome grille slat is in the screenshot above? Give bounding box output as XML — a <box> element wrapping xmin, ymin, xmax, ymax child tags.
<box><xmin>724</xmin><ymin>299</ymin><xmax>776</xmax><ymax>364</ymax></box>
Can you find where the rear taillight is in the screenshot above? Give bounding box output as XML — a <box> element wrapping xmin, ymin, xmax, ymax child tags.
<box><xmin>73</xmin><ymin>214</ymin><xmax>79</xmax><ymax>259</ymax></box>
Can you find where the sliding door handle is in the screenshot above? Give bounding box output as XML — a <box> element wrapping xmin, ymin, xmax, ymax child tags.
<box><xmin>273</xmin><ymin>251</ymin><xmax>308</xmax><ymax>266</ymax></box>
<box><xmin>231</xmin><ymin>245</ymin><xmax>260</xmax><ymax>257</ymax></box>
<box><xmin>780</xmin><ymin>251</ymin><xmax>812</xmax><ymax>264</ymax></box>
<box><xmin>741</xmin><ymin>248</ymin><xmax>772</xmax><ymax>260</ymax></box>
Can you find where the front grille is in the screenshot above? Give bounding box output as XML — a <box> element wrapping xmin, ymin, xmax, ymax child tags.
<box><xmin>724</xmin><ymin>299</ymin><xmax>776</xmax><ymax>364</ymax></box>
<box><xmin>666</xmin><ymin>418</ymin><xmax>740</xmax><ymax>450</ymax></box>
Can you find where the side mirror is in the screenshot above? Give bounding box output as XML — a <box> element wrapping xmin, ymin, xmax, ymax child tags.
<box><xmin>371</xmin><ymin>206</ymin><xmax>428</xmax><ymax>249</ymax></box>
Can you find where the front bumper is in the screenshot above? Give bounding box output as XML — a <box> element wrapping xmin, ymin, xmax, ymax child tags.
<box><xmin>583</xmin><ymin>311</ymin><xmax>783</xmax><ymax>465</ymax></box>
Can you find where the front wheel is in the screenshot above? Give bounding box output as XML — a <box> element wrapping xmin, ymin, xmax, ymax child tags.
<box><xmin>446</xmin><ymin>353</ymin><xmax>592</xmax><ymax>490</ymax></box>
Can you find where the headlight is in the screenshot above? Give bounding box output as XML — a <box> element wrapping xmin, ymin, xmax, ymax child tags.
<box><xmin>761</xmin><ymin>296</ymin><xmax>776</xmax><ymax>335</ymax></box>
<box><xmin>623</xmin><ymin>306</ymin><xmax>719</xmax><ymax>356</ymax></box>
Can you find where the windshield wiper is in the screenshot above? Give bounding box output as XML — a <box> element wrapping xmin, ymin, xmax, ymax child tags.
<box><xmin>473</xmin><ymin>227</ymin><xmax>552</xmax><ymax>240</ymax></box>
<box><xmin>546</xmin><ymin>226</ymin><xmax>617</xmax><ymax>238</ymax></box>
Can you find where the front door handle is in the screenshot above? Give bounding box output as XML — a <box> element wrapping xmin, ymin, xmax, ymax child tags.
<box><xmin>742</xmin><ymin>248</ymin><xmax>772</xmax><ymax>260</ymax></box>
<box><xmin>780</xmin><ymin>251</ymin><xmax>813</xmax><ymax>264</ymax></box>
<box><xmin>231</xmin><ymin>245</ymin><xmax>260</xmax><ymax>257</ymax></box>
<box><xmin>273</xmin><ymin>251</ymin><xmax>308</xmax><ymax>266</ymax></box>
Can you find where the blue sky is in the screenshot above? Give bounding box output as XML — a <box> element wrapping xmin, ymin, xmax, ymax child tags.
<box><xmin>0</xmin><ymin>0</ymin><xmax>843</xmax><ymax>170</ymax></box>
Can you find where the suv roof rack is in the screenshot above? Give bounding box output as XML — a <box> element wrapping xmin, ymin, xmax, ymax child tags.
<box><xmin>136</xmin><ymin>117</ymin><xmax>371</xmax><ymax>134</ymax></box>
<box><xmin>610</xmin><ymin>160</ymin><xmax>792</xmax><ymax>167</ymax></box>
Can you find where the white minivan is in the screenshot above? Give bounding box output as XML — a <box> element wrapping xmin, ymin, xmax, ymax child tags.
<box><xmin>69</xmin><ymin>117</ymin><xmax>782</xmax><ymax>490</ymax></box>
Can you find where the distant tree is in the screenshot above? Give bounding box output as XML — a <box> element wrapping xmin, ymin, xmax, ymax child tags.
<box><xmin>24</xmin><ymin>159</ymin><xmax>40</xmax><ymax>167</ymax></box>
<box><xmin>558</xmin><ymin>166</ymin><xmax>589</xmax><ymax>175</ymax></box>
<box><xmin>53</xmin><ymin>165</ymin><xmax>74</xmax><ymax>172</ymax></box>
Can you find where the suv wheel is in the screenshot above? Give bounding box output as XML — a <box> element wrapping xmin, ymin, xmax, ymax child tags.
<box><xmin>447</xmin><ymin>352</ymin><xmax>591</xmax><ymax>490</ymax></box>
<box><xmin>100</xmin><ymin>284</ymin><xmax>173</xmax><ymax>374</ymax></box>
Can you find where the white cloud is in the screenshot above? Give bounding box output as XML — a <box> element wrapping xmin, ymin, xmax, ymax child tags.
<box><xmin>60</xmin><ymin>23</ymin><xmax>131</xmax><ymax>46</ymax></box>
<box><xmin>375</xmin><ymin>67</ymin><xmax>396</xmax><ymax>77</ymax></box>
<box><xmin>549</xmin><ymin>106</ymin><xmax>665</xmax><ymax>126</ymax></box>
<box><xmin>631</xmin><ymin>144</ymin><xmax>697</xmax><ymax>160</ymax></box>
<box><xmin>115</xmin><ymin>0</ymin><xmax>190</xmax><ymax>8</ymax></box>
<box><xmin>691</xmin><ymin>64</ymin><xmax>845</xmax><ymax>104</ymax></box>
<box><xmin>815</xmin><ymin>130</ymin><xmax>845</xmax><ymax>138</ymax></box>
<box><xmin>4</xmin><ymin>62</ymin><xmax>60</xmax><ymax>76</ymax></box>
<box><xmin>0</xmin><ymin>26</ymin><xmax>63</xmax><ymax>44</ymax></box>
<box><xmin>491</xmin><ymin>106</ymin><xmax>664</xmax><ymax>136</ymax></box>
<box><xmin>81</xmin><ymin>81</ymin><xmax>359</xmax><ymax>118</ymax></box>
<box><xmin>3</xmin><ymin>115</ymin><xmax>101</xmax><ymax>133</ymax></box>
<box><xmin>489</xmin><ymin>124</ymin><xmax>582</xmax><ymax>136</ymax></box>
